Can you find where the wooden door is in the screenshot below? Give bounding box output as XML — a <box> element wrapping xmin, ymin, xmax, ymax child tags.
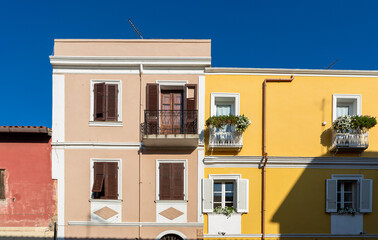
<box><xmin>161</xmin><ymin>90</ymin><xmax>183</xmax><ymax>134</ymax></box>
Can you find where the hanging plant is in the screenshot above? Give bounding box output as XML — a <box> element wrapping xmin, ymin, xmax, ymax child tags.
<box><xmin>206</xmin><ymin>114</ymin><xmax>251</xmax><ymax>133</ymax></box>
<box><xmin>332</xmin><ymin>115</ymin><xmax>377</xmax><ymax>133</ymax></box>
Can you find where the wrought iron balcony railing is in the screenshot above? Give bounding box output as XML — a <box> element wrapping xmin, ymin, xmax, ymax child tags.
<box><xmin>143</xmin><ymin>110</ymin><xmax>198</xmax><ymax>135</ymax></box>
<box><xmin>331</xmin><ymin>130</ymin><xmax>369</xmax><ymax>152</ymax></box>
<box><xmin>209</xmin><ymin>126</ymin><xmax>243</xmax><ymax>150</ymax></box>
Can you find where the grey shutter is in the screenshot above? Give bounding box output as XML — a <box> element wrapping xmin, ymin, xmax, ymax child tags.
<box><xmin>202</xmin><ymin>178</ymin><xmax>213</xmax><ymax>213</ymax></box>
<box><xmin>237</xmin><ymin>179</ymin><xmax>249</xmax><ymax>213</ymax></box>
<box><xmin>326</xmin><ymin>179</ymin><xmax>337</xmax><ymax>213</ymax></box>
<box><xmin>360</xmin><ymin>179</ymin><xmax>373</xmax><ymax>213</ymax></box>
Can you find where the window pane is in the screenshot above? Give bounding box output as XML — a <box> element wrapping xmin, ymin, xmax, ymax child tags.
<box><xmin>336</xmin><ymin>106</ymin><xmax>350</xmax><ymax>118</ymax></box>
<box><xmin>214</xmin><ymin>183</ymin><xmax>222</xmax><ymax>192</ymax></box>
<box><xmin>214</xmin><ymin>193</ymin><xmax>222</xmax><ymax>203</ymax></box>
<box><xmin>344</xmin><ymin>203</ymin><xmax>353</xmax><ymax>208</ymax></box>
<box><xmin>225</xmin><ymin>182</ymin><xmax>234</xmax><ymax>191</ymax></box>
<box><xmin>344</xmin><ymin>193</ymin><xmax>353</xmax><ymax>202</ymax></box>
<box><xmin>225</xmin><ymin>202</ymin><xmax>234</xmax><ymax>207</ymax></box>
<box><xmin>216</xmin><ymin>105</ymin><xmax>231</xmax><ymax>116</ymax></box>
<box><xmin>225</xmin><ymin>192</ymin><xmax>234</xmax><ymax>202</ymax></box>
<box><xmin>214</xmin><ymin>203</ymin><xmax>221</xmax><ymax>208</ymax></box>
<box><xmin>344</xmin><ymin>182</ymin><xmax>353</xmax><ymax>191</ymax></box>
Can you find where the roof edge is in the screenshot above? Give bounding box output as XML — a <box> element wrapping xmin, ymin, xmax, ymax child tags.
<box><xmin>54</xmin><ymin>39</ymin><xmax>211</xmax><ymax>43</ymax></box>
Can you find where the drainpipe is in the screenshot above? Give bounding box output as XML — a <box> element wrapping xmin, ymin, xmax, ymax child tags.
<box><xmin>138</xmin><ymin>64</ymin><xmax>144</xmax><ymax>240</ymax></box>
<box><xmin>262</xmin><ymin>75</ymin><xmax>294</xmax><ymax>240</ymax></box>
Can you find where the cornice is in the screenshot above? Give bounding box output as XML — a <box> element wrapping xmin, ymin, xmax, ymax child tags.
<box><xmin>205</xmin><ymin>67</ymin><xmax>378</xmax><ymax>77</ymax></box>
<box><xmin>50</xmin><ymin>56</ymin><xmax>211</xmax><ymax>68</ymax></box>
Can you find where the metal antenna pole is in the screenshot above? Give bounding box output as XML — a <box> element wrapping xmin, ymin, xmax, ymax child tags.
<box><xmin>128</xmin><ymin>19</ymin><xmax>144</xmax><ymax>39</ymax></box>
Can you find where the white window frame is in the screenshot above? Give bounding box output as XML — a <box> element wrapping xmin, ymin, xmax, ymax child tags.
<box><xmin>210</xmin><ymin>93</ymin><xmax>240</xmax><ymax>117</ymax></box>
<box><xmin>89</xmin><ymin>79</ymin><xmax>122</xmax><ymax>126</ymax></box>
<box><xmin>90</xmin><ymin>158</ymin><xmax>122</xmax><ymax>201</ymax></box>
<box><xmin>213</xmin><ymin>180</ymin><xmax>236</xmax><ymax>208</ymax></box>
<box><xmin>332</xmin><ymin>94</ymin><xmax>361</xmax><ymax>121</ymax></box>
<box><xmin>155</xmin><ymin>159</ymin><xmax>188</xmax><ymax>202</ymax></box>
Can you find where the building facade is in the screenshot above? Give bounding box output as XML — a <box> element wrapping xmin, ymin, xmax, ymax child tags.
<box><xmin>0</xmin><ymin>126</ymin><xmax>56</xmax><ymax>238</ymax></box>
<box><xmin>202</xmin><ymin>68</ymin><xmax>378</xmax><ymax>240</ymax></box>
<box><xmin>50</xmin><ymin>39</ymin><xmax>210</xmax><ymax>240</ymax></box>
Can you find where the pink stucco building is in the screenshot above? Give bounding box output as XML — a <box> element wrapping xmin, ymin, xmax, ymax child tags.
<box><xmin>50</xmin><ymin>39</ymin><xmax>210</xmax><ymax>240</ymax></box>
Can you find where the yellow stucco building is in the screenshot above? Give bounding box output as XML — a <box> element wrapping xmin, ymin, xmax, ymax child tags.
<box><xmin>202</xmin><ymin>68</ymin><xmax>378</xmax><ymax>240</ymax></box>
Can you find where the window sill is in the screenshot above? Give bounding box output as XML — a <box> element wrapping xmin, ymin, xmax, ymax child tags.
<box><xmin>154</xmin><ymin>200</ymin><xmax>188</xmax><ymax>203</ymax></box>
<box><xmin>89</xmin><ymin>199</ymin><xmax>122</xmax><ymax>203</ymax></box>
<box><xmin>89</xmin><ymin>121</ymin><xmax>123</xmax><ymax>127</ymax></box>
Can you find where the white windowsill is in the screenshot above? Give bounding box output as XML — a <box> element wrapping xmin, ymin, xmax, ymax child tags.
<box><xmin>154</xmin><ymin>200</ymin><xmax>188</xmax><ymax>203</ymax></box>
<box><xmin>89</xmin><ymin>121</ymin><xmax>123</xmax><ymax>127</ymax></box>
<box><xmin>89</xmin><ymin>199</ymin><xmax>123</xmax><ymax>203</ymax></box>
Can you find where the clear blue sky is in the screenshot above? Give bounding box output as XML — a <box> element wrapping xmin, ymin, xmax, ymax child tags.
<box><xmin>1</xmin><ymin>0</ymin><xmax>378</xmax><ymax>127</ymax></box>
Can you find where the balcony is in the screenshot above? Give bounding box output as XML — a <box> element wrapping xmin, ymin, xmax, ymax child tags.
<box><xmin>142</xmin><ymin>110</ymin><xmax>198</xmax><ymax>147</ymax></box>
<box><xmin>330</xmin><ymin>130</ymin><xmax>369</xmax><ymax>153</ymax></box>
<box><xmin>208</xmin><ymin>126</ymin><xmax>243</xmax><ymax>151</ymax></box>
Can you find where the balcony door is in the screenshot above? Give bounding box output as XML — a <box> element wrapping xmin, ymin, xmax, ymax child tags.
<box><xmin>161</xmin><ymin>90</ymin><xmax>183</xmax><ymax>134</ymax></box>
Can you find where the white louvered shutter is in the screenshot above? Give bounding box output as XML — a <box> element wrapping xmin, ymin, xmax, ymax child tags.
<box><xmin>326</xmin><ymin>179</ymin><xmax>337</xmax><ymax>213</ymax></box>
<box><xmin>237</xmin><ymin>178</ymin><xmax>249</xmax><ymax>213</ymax></box>
<box><xmin>202</xmin><ymin>178</ymin><xmax>213</xmax><ymax>213</ymax></box>
<box><xmin>360</xmin><ymin>179</ymin><xmax>373</xmax><ymax>213</ymax></box>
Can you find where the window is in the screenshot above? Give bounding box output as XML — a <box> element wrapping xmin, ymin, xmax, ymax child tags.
<box><xmin>210</xmin><ymin>93</ymin><xmax>240</xmax><ymax>117</ymax></box>
<box><xmin>213</xmin><ymin>181</ymin><xmax>235</xmax><ymax>208</ymax></box>
<box><xmin>326</xmin><ymin>175</ymin><xmax>372</xmax><ymax>213</ymax></box>
<box><xmin>332</xmin><ymin>94</ymin><xmax>361</xmax><ymax>121</ymax></box>
<box><xmin>91</xmin><ymin>162</ymin><xmax>119</xmax><ymax>200</ymax></box>
<box><xmin>202</xmin><ymin>175</ymin><xmax>248</xmax><ymax>213</ymax></box>
<box><xmin>90</xmin><ymin>80</ymin><xmax>122</xmax><ymax>125</ymax></box>
<box><xmin>156</xmin><ymin>161</ymin><xmax>187</xmax><ymax>201</ymax></box>
<box><xmin>0</xmin><ymin>170</ymin><xmax>5</xmax><ymax>200</ymax></box>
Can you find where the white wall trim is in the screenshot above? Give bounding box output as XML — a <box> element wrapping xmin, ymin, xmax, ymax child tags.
<box><xmin>57</xmin><ymin>149</ymin><xmax>64</xmax><ymax>239</ymax></box>
<box><xmin>332</xmin><ymin>94</ymin><xmax>362</xmax><ymax>121</ymax></box>
<box><xmin>51</xmin><ymin>142</ymin><xmax>140</xmax><ymax>149</ymax></box>
<box><xmin>156</xmin><ymin>159</ymin><xmax>188</xmax><ymax>201</ymax></box>
<box><xmin>52</xmin><ymin>68</ymin><xmax>206</xmax><ymax>75</ymax></box>
<box><xmin>89</xmin><ymin>121</ymin><xmax>123</xmax><ymax>127</ymax></box>
<box><xmin>204</xmin><ymin>233</ymin><xmax>378</xmax><ymax>238</ymax></box>
<box><xmin>52</xmin><ymin>74</ymin><xmax>65</xmax><ymax>143</ymax></box>
<box><xmin>209</xmin><ymin>174</ymin><xmax>241</xmax><ymax>180</ymax></box>
<box><xmin>205</xmin><ymin>67</ymin><xmax>378</xmax><ymax>77</ymax></box>
<box><xmin>198</xmin><ymin>76</ymin><xmax>205</xmax><ymax>144</ymax></box>
<box><xmin>204</xmin><ymin>156</ymin><xmax>378</xmax><ymax>169</ymax></box>
<box><xmin>67</xmin><ymin>221</ymin><xmax>203</xmax><ymax>227</ymax></box>
<box><xmin>156</xmin><ymin>230</ymin><xmax>188</xmax><ymax>240</ymax></box>
<box><xmin>90</xmin><ymin>158</ymin><xmax>122</xmax><ymax>200</ymax></box>
<box><xmin>210</xmin><ymin>93</ymin><xmax>240</xmax><ymax>116</ymax></box>
<box><xmin>197</xmin><ymin>149</ymin><xmax>205</xmax><ymax>223</ymax></box>
<box><xmin>155</xmin><ymin>80</ymin><xmax>188</xmax><ymax>86</ymax></box>
<box><xmin>90</xmin><ymin>79</ymin><xmax>122</xmax><ymax>122</ymax></box>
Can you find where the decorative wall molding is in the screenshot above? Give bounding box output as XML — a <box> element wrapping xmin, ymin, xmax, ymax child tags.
<box><xmin>204</xmin><ymin>156</ymin><xmax>378</xmax><ymax>169</ymax></box>
<box><xmin>67</xmin><ymin>221</ymin><xmax>203</xmax><ymax>227</ymax></box>
<box><xmin>52</xmin><ymin>142</ymin><xmax>140</xmax><ymax>149</ymax></box>
<box><xmin>205</xmin><ymin>233</ymin><xmax>378</xmax><ymax>238</ymax></box>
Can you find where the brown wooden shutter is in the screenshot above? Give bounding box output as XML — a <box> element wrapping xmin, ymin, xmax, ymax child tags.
<box><xmin>146</xmin><ymin>84</ymin><xmax>159</xmax><ymax>134</ymax></box>
<box><xmin>92</xmin><ymin>163</ymin><xmax>105</xmax><ymax>193</ymax></box>
<box><xmin>105</xmin><ymin>162</ymin><xmax>118</xmax><ymax>199</ymax></box>
<box><xmin>159</xmin><ymin>163</ymin><xmax>171</xmax><ymax>200</ymax></box>
<box><xmin>172</xmin><ymin>163</ymin><xmax>184</xmax><ymax>200</ymax></box>
<box><xmin>94</xmin><ymin>83</ymin><xmax>106</xmax><ymax>121</ymax></box>
<box><xmin>0</xmin><ymin>170</ymin><xmax>5</xmax><ymax>200</ymax></box>
<box><xmin>106</xmin><ymin>84</ymin><xmax>118</xmax><ymax>121</ymax></box>
<box><xmin>185</xmin><ymin>84</ymin><xmax>197</xmax><ymax>111</ymax></box>
<box><xmin>146</xmin><ymin>84</ymin><xmax>159</xmax><ymax>111</ymax></box>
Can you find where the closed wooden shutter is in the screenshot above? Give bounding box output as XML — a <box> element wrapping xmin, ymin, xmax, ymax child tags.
<box><xmin>202</xmin><ymin>178</ymin><xmax>213</xmax><ymax>213</ymax></box>
<box><xmin>105</xmin><ymin>162</ymin><xmax>118</xmax><ymax>199</ymax></box>
<box><xmin>92</xmin><ymin>163</ymin><xmax>105</xmax><ymax>193</ymax></box>
<box><xmin>159</xmin><ymin>163</ymin><xmax>171</xmax><ymax>200</ymax></box>
<box><xmin>326</xmin><ymin>179</ymin><xmax>337</xmax><ymax>213</ymax></box>
<box><xmin>106</xmin><ymin>84</ymin><xmax>118</xmax><ymax>121</ymax></box>
<box><xmin>172</xmin><ymin>163</ymin><xmax>184</xmax><ymax>200</ymax></box>
<box><xmin>94</xmin><ymin>83</ymin><xmax>106</xmax><ymax>121</ymax></box>
<box><xmin>360</xmin><ymin>179</ymin><xmax>373</xmax><ymax>213</ymax></box>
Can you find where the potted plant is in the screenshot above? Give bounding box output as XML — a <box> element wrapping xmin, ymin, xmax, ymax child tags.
<box><xmin>332</xmin><ymin>115</ymin><xmax>377</xmax><ymax>133</ymax></box>
<box><xmin>206</xmin><ymin>114</ymin><xmax>251</xmax><ymax>133</ymax></box>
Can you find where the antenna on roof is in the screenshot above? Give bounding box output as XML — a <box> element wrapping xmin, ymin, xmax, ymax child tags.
<box><xmin>326</xmin><ymin>60</ymin><xmax>338</xmax><ymax>69</ymax></box>
<box><xmin>128</xmin><ymin>19</ymin><xmax>143</xmax><ymax>39</ymax></box>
